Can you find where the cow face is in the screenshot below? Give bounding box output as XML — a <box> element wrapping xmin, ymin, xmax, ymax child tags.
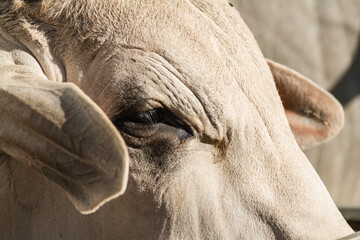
<box><xmin>0</xmin><ymin>0</ymin><xmax>353</xmax><ymax>239</ymax></box>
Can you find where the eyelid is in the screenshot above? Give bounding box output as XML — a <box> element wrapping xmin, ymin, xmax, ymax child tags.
<box><xmin>111</xmin><ymin>99</ymin><xmax>163</xmax><ymax>121</ymax></box>
<box><xmin>113</xmin><ymin>108</ymin><xmax>193</xmax><ymax>136</ymax></box>
<box><xmin>116</xmin><ymin>108</ymin><xmax>164</xmax><ymax>125</ymax></box>
<box><xmin>134</xmin><ymin>108</ymin><xmax>165</xmax><ymax>123</ymax></box>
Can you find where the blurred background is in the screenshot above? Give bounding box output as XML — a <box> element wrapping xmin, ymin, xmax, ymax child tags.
<box><xmin>229</xmin><ymin>0</ymin><xmax>360</xmax><ymax>229</ymax></box>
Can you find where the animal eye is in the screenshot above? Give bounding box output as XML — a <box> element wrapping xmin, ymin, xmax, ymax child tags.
<box><xmin>112</xmin><ymin>108</ymin><xmax>193</xmax><ymax>140</ymax></box>
<box><xmin>124</xmin><ymin>108</ymin><xmax>165</xmax><ymax>124</ymax></box>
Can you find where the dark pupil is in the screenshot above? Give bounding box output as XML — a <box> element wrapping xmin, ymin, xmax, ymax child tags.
<box><xmin>129</xmin><ymin>108</ymin><xmax>165</xmax><ymax>124</ymax></box>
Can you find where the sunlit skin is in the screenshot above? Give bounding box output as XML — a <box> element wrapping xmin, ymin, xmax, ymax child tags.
<box><xmin>0</xmin><ymin>1</ymin><xmax>353</xmax><ymax>239</ymax></box>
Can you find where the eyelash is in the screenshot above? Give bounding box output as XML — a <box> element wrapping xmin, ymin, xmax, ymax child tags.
<box><xmin>125</xmin><ymin>108</ymin><xmax>165</xmax><ymax>124</ymax></box>
<box><xmin>112</xmin><ymin>108</ymin><xmax>193</xmax><ymax>136</ymax></box>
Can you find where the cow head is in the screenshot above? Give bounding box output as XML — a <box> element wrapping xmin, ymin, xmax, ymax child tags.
<box><xmin>0</xmin><ymin>0</ymin><xmax>353</xmax><ymax>239</ymax></box>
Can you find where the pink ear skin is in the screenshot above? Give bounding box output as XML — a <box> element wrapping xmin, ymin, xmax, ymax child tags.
<box><xmin>267</xmin><ymin>60</ymin><xmax>344</xmax><ymax>150</ymax></box>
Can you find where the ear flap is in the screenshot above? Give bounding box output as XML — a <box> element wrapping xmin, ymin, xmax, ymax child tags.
<box><xmin>267</xmin><ymin>60</ymin><xmax>344</xmax><ymax>150</ymax></box>
<box><xmin>0</xmin><ymin>65</ymin><xmax>129</xmax><ymax>214</ymax></box>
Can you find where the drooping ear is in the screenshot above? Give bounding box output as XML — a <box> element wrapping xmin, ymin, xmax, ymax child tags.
<box><xmin>0</xmin><ymin>66</ymin><xmax>129</xmax><ymax>214</ymax></box>
<box><xmin>267</xmin><ymin>59</ymin><xmax>344</xmax><ymax>150</ymax></box>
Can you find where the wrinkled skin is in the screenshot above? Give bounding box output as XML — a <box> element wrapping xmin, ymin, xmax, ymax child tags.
<box><xmin>230</xmin><ymin>0</ymin><xmax>360</xmax><ymax>206</ymax></box>
<box><xmin>0</xmin><ymin>1</ymin><xmax>354</xmax><ymax>239</ymax></box>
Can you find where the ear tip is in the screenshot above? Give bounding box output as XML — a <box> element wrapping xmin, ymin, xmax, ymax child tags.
<box><xmin>75</xmin><ymin>186</ymin><xmax>127</xmax><ymax>215</ymax></box>
<box><xmin>267</xmin><ymin>58</ymin><xmax>346</xmax><ymax>149</ymax></box>
<box><xmin>68</xmin><ymin>171</ymin><xmax>129</xmax><ymax>215</ymax></box>
<box><xmin>323</xmin><ymin>92</ymin><xmax>345</xmax><ymax>139</ymax></box>
<box><xmin>302</xmin><ymin>92</ymin><xmax>345</xmax><ymax>151</ymax></box>
<box><xmin>301</xmin><ymin>89</ymin><xmax>345</xmax><ymax>150</ymax></box>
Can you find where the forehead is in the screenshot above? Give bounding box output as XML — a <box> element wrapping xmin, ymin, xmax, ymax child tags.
<box><xmin>62</xmin><ymin>0</ymin><xmax>283</xmax><ymax>139</ymax></box>
<box><xmin>72</xmin><ymin>1</ymin><xmax>270</xmax><ymax>90</ymax></box>
<box><xmin>56</xmin><ymin>0</ymin><xmax>266</xmax><ymax>78</ymax></box>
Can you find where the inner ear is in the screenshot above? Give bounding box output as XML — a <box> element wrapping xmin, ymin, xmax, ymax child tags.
<box><xmin>267</xmin><ymin>59</ymin><xmax>344</xmax><ymax>150</ymax></box>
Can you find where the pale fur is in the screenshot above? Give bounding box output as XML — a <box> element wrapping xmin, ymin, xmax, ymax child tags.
<box><xmin>0</xmin><ymin>1</ymin><xmax>354</xmax><ymax>239</ymax></box>
<box><xmin>231</xmin><ymin>0</ymin><xmax>360</xmax><ymax>208</ymax></box>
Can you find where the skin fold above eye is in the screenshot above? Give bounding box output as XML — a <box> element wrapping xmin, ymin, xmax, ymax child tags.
<box><xmin>112</xmin><ymin>108</ymin><xmax>193</xmax><ymax>143</ymax></box>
